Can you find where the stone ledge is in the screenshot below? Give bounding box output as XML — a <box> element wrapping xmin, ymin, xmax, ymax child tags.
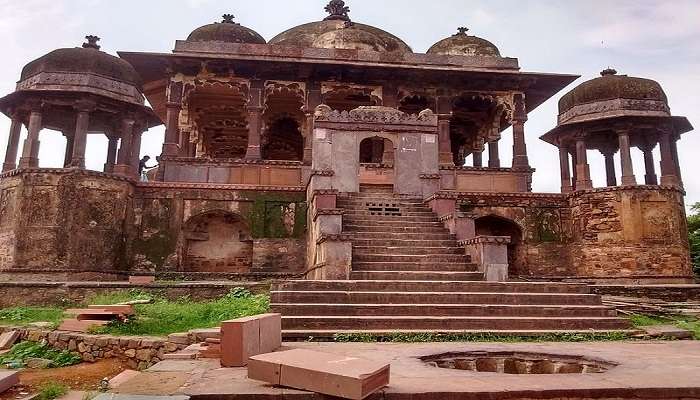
<box><xmin>460</xmin><ymin>235</ymin><xmax>512</xmax><ymax>246</ymax></box>
<box><xmin>160</xmin><ymin>157</ymin><xmax>304</xmax><ymax>167</ymax></box>
<box><xmin>0</xmin><ymin>168</ymin><xmax>136</xmax><ymax>183</ymax></box>
<box><xmin>569</xmin><ymin>184</ymin><xmax>685</xmax><ymax>196</ymax></box>
<box><xmin>316</xmin><ymin>234</ymin><xmax>353</xmax><ymax>245</ymax></box>
<box><xmin>136</xmin><ymin>182</ymin><xmax>305</xmax><ymax>191</ymax></box>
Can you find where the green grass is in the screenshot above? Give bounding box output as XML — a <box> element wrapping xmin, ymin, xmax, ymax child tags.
<box><xmin>91</xmin><ymin>288</ymin><xmax>270</xmax><ymax>336</ymax></box>
<box><xmin>629</xmin><ymin>314</ymin><xmax>700</xmax><ymax>339</ymax></box>
<box><xmin>36</xmin><ymin>381</ymin><xmax>69</xmax><ymax>400</ymax></box>
<box><xmin>0</xmin><ymin>307</ymin><xmax>64</xmax><ymax>327</ymax></box>
<box><xmin>0</xmin><ymin>341</ymin><xmax>82</xmax><ymax>368</ymax></box>
<box><xmin>331</xmin><ymin>331</ymin><xmax>631</xmax><ymax>343</ymax></box>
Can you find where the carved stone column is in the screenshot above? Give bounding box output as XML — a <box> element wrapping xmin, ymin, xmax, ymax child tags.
<box><xmin>161</xmin><ymin>80</ymin><xmax>183</xmax><ymax>157</ymax></box>
<box><xmin>488</xmin><ymin>141</ymin><xmax>500</xmax><ymax>168</ymax></box>
<box><xmin>104</xmin><ymin>136</ymin><xmax>119</xmax><ymax>173</ymax></box>
<box><xmin>130</xmin><ymin>122</ymin><xmax>146</xmax><ymax>175</ymax></box>
<box><xmin>670</xmin><ymin>136</ymin><xmax>683</xmax><ymax>187</ymax></box>
<box><xmin>63</xmin><ymin>133</ymin><xmax>74</xmax><ymax>168</ymax></box>
<box><xmin>511</xmin><ymin>94</ymin><xmax>529</xmax><ymax>168</ymax></box>
<box><xmin>601</xmin><ymin>149</ymin><xmax>617</xmax><ymax>187</ymax></box>
<box><xmin>618</xmin><ymin>128</ymin><xmax>637</xmax><ymax>185</ymax></box>
<box><xmin>574</xmin><ymin>134</ymin><xmax>592</xmax><ymax>190</ymax></box>
<box><xmin>69</xmin><ymin>102</ymin><xmax>95</xmax><ymax>169</ymax></box>
<box><xmin>640</xmin><ymin>143</ymin><xmax>658</xmax><ymax>185</ymax></box>
<box><xmin>2</xmin><ymin>115</ymin><xmax>23</xmax><ymax>172</ymax></box>
<box><xmin>437</xmin><ymin>96</ymin><xmax>453</xmax><ymax>166</ymax></box>
<box><xmin>570</xmin><ymin>149</ymin><xmax>578</xmax><ymax>190</ymax></box>
<box><xmin>472</xmin><ymin>149</ymin><xmax>483</xmax><ymax>167</ymax></box>
<box><xmin>113</xmin><ymin>117</ymin><xmax>135</xmax><ymax>177</ymax></box>
<box><xmin>659</xmin><ymin>131</ymin><xmax>679</xmax><ymax>186</ymax></box>
<box><xmin>18</xmin><ymin>108</ymin><xmax>43</xmax><ymax>168</ymax></box>
<box><xmin>558</xmin><ymin>144</ymin><xmax>572</xmax><ymax>193</ymax></box>
<box><xmin>245</xmin><ymin>80</ymin><xmax>264</xmax><ymax>160</ymax></box>
<box><xmin>303</xmin><ymin>82</ymin><xmax>322</xmax><ymax>164</ymax></box>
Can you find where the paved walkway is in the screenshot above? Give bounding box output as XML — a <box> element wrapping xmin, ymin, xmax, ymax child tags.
<box><xmin>113</xmin><ymin>341</ymin><xmax>700</xmax><ymax>399</ymax></box>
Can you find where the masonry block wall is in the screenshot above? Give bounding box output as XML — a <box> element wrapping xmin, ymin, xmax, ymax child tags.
<box><xmin>0</xmin><ymin>170</ymin><xmax>133</xmax><ymax>274</ymax></box>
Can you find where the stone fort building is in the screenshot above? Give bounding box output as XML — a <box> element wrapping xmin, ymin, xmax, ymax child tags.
<box><xmin>0</xmin><ymin>1</ymin><xmax>693</xmax><ymax>333</ymax></box>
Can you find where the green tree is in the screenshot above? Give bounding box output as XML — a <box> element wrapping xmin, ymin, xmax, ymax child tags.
<box><xmin>688</xmin><ymin>202</ymin><xmax>700</xmax><ymax>277</ymax></box>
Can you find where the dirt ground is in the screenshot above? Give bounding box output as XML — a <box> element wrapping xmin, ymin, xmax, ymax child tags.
<box><xmin>1</xmin><ymin>359</ymin><xmax>128</xmax><ymax>400</ymax></box>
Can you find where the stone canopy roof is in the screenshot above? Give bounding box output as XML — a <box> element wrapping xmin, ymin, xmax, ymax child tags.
<box><xmin>187</xmin><ymin>14</ymin><xmax>266</xmax><ymax>45</ymax></box>
<box><xmin>427</xmin><ymin>28</ymin><xmax>501</xmax><ymax>57</ymax></box>
<box><xmin>21</xmin><ymin>36</ymin><xmax>142</xmax><ymax>87</ymax></box>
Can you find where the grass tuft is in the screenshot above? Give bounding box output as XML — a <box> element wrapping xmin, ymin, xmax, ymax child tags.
<box><xmin>0</xmin><ymin>307</ymin><xmax>64</xmax><ymax>327</ymax></box>
<box><xmin>0</xmin><ymin>341</ymin><xmax>82</xmax><ymax>368</ymax></box>
<box><xmin>36</xmin><ymin>381</ymin><xmax>68</xmax><ymax>400</ymax></box>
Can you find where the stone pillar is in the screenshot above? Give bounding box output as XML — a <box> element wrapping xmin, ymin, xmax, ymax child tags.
<box><xmin>570</xmin><ymin>149</ymin><xmax>577</xmax><ymax>190</ymax></box>
<box><xmin>104</xmin><ymin>136</ymin><xmax>119</xmax><ymax>173</ymax></box>
<box><xmin>602</xmin><ymin>150</ymin><xmax>617</xmax><ymax>187</ymax></box>
<box><xmin>488</xmin><ymin>141</ymin><xmax>500</xmax><ymax>168</ymax></box>
<box><xmin>670</xmin><ymin>136</ymin><xmax>683</xmax><ymax>187</ymax></box>
<box><xmin>63</xmin><ymin>134</ymin><xmax>74</xmax><ymax>168</ymax></box>
<box><xmin>69</xmin><ymin>104</ymin><xmax>93</xmax><ymax>169</ymax></box>
<box><xmin>558</xmin><ymin>144</ymin><xmax>572</xmax><ymax>193</ymax></box>
<box><xmin>18</xmin><ymin>109</ymin><xmax>42</xmax><ymax>168</ymax></box>
<box><xmin>472</xmin><ymin>149</ymin><xmax>483</xmax><ymax>167</ymax></box>
<box><xmin>618</xmin><ymin>129</ymin><xmax>637</xmax><ymax>185</ymax></box>
<box><xmin>161</xmin><ymin>80</ymin><xmax>183</xmax><ymax>157</ymax></box>
<box><xmin>641</xmin><ymin>144</ymin><xmax>658</xmax><ymax>185</ymax></box>
<box><xmin>245</xmin><ymin>80</ymin><xmax>263</xmax><ymax>160</ymax></box>
<box><xmin>130</xmin><ymin>123</ymin><xmax>145</xmax><ymax>175</ymax></box>
<box><xmin>437</xmin><ymin>96</ymin><xmax>453</xmax><ymax>165</ymax></box>
<box><xmin>659</xmin><ymin>131</ymin><xmax>679</xmax><ymax>186</ymax></box>
<box><xmin>511</xmin><ymin>94</ymin><xmax>529</xmax><ymax>168</ymax></box>
<box><xmin>2</xmin><ymin>116</ymin><xmax>23</xmax><ymax>172</ymax></box>
<box><xmin>113</xmin><ymin>118</ymin><xmax>135</xmax><ymax>177</ymax></box>
<box><xmin>574</xmin><ymin>134</ymin><xmax>592</xmax><ymax>190</ymax></box>
<box><xmin>303</xmin><ymin>82</ymin><xmax>322</xmax><ymax>165</ymax></box>
<box><xmin>382</xmin><ymin>84</ymin><xmax>398</xmax><ymax>108</ymax></box>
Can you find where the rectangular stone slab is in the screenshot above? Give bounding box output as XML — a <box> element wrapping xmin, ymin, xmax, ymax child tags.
<box><xmin>0</xmin><ymin>371</ymin><xmax>19</xmax><ymax>394</ymax></box>
<box><xmin>0</xmin><ymin>330</ymin><xmax>20</xmax><ymax>350</ymax></box>
<box><xmin>220</xmin><ymin>317</ymin><xmax>260</xmax><ymax>367</ymax></box>
<box><xmin>248</xmin><ymin>349</ymin><xmax>390</xmax><ymax>400</ymax></box>
<box><xmin>258</xmin><ymin>313</ymin><xmax>282</xmax><ymax>354</ymax></box>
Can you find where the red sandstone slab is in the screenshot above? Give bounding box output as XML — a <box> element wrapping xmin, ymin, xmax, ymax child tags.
<box><xmin>248</xmin><ymin>349</ymin><xmax>390</xmax><ymax>400</ymax></box>
<box><xmin>0</xmin><ymin>371</ymin><xmax>19</xmax><ymax>394</ymax></box>
<box><xmin>258</xmin><ymin>313</ymin><xmax>282</xmax><ymax>354</ymax></box>
<box><xmin>88</xmin><ymin>304</ymin><xmax>135</xmax><ymax>315</ymax></box>
<box><xmin>58</xmin><ymin>319</ymin><xmax>109</xmax><ymax>332</ymax></box>
<box><xmin>221</xmin><ymin>317</ymin><xmax>260</xmax><ymax>367</ymax></box>
<box><xmin>108</xmin><ymin>370</ymin><xmax>142</xmax><ymax>389</ymax></box>
<box><xmin>129</xmin><ymin>276</ymin><xmax>156</xmax><ymax>285</ymax></box>
<box><xmin>0</xmin><ymin>330</ymin><xmax>20</xmax><ymax>350</ymax></box>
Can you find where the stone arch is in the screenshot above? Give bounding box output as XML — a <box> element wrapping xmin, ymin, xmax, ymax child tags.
<box><xmin>180</xmin><ymin>210</ymin><xmax>253</xmax><ymax>273</ymax></box>
<box><xmin>359</xmin><ymin>136</ymin><xmax>395</xmax><ymax>165</ymax></box>
<box><xmin>474</xmin><ymin>214</ymin><xmax>525</xmax><ymax>276</ymax></box>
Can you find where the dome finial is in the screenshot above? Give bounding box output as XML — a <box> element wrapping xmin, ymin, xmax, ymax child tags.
<box><xmin>600</xmin><ymin>67</ymin><xmax>617</xmax><ymax>76</ymax></box>
<box><xmin>221</xmin><ymin>14</ymin><xmax>238</xmax><ymax>24</ymax></box>
<box><xmin>324</xmin><ymin>0</ymin><xmax>351</xmax><ymax>22</ymax></box>
<box><xmin>457</xmin><ymin>27</ymin><xmax>469</xmax><ymax>35</ymax></box>
<box><xmin>82</xmin><ymin>35</ymin><xmax>101</xmax><ymax>50</ymax></box>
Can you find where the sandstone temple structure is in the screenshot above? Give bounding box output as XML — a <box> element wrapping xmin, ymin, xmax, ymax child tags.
<box><xmin>0</xmin><ymin>1</ymin><xmax>693</xmax><ymax>334</ymax></box>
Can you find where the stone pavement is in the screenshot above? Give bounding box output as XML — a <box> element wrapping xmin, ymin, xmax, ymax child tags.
<box><xmin>110</xmin><ymin>341</ymin><xmax>700</xmax><ymax>399</ymax></box>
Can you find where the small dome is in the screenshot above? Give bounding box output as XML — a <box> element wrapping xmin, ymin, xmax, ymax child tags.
<box><xmin>187</xmin><ymin>14</ymin><xmax>266</xmax><ymax>44</ymax></box>
<box><xmin>559</xmin><ymin>68</ymin><xmax>668</xmax><ymax>114</ymax></box>
<box><xmin>269</xmin><ymin>1</ymin><xmax>412</xmax><ymax>53</ymax></box>
<box><xmin>20</xmin><ymin>36</ymin><xmax>141</xmax><ymax>86</ymax></box>
<box><xmin>427</xmin><ymin>28</ymin><xmax>501</xmax><ymax>57</ymax></box>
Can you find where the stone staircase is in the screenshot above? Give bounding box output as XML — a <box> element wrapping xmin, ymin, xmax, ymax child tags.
<box><xmin>271</xmin><ymin>185</ymin><xmax>631</xmax><ymax>339</ymax></box>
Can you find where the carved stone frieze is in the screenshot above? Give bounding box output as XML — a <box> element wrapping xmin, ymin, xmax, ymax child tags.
<box><xmin>314</xmin><ymin>105</ymin><xmax>437</xmax><ymax>126</ymax></box>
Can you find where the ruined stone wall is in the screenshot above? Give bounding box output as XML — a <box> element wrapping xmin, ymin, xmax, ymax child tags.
<box><xmin>131</xmin><ymin>184</ymin><xmax>307</xmax><ymax>276</ymax></box>
<box><xmin>568</xmin><ymin>187</ymin><xmax>691</xmax><ymax>281</ymax></box>
<box><xmin>0</xmin><ymin>170</ymin><xmax>133</xmax><ymax>274</ymax></box>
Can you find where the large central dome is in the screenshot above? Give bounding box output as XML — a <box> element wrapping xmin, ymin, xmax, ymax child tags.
<box><xmin>269</xmin><ymin>0</ymin><xmax>412</xmax><ymax>53</ymax></box>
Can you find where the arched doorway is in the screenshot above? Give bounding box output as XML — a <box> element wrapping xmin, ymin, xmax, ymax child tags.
<box><xmin>263</xmin><ymin>115</ymin><xmax>304</xmax><ymax>161</ymax></box>
<box><xmin>358</xmin><ymin>136</ymin><xmax>395</xmax><ymax>186</ymax></box>
<box><xmin>474</xmin><ymin>215</ymin><xmax>524</xmax><ymax>276</ymax></box>
<box><xmin>181</xmin><ymin>210</ymin><xmax>252</xmax><ymax>272</ymax></box>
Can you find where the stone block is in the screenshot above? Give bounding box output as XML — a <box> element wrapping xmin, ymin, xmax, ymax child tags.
<box><xmin>0</xmin><ymin>371</ymin><xmax>19</xmax><ymax>394</ymax></box>
<box><xmin>220</xmin><ymin>317</ymin><xmax>260</xmax><ymax>367</ymax></box>
<box><xmin>248</xmin><ymin>349</ymin><xmax>390</xmax><ymax>400</ymax></box>
<box><xmin>88</xmin><ymin>304</ymin><xmax>135</xmax><ymax>315</ymax></box>
<box><xmin>58</xmin><ymin>319</ymin><xmax>109</xmax><ymax>333</ymax></box>
<box><xmin>0</xmin><ymin>330</ymin><xmax>19</xmax><ymax>350</ymax></box>
<box><xmin>167</xmin><ymin>333</ymin><xmax>190</xmax><ymax>345</ymax></box>
<box><xmin>258</xmin><ymin>313</ymin><xmax>282</xmax><ymax>354</ymax></box>
<box><xmin>129</xmin><ymin>276</ymin><xmax>156</xmax><ymax>285</ymax></box>
<box><xmin>642</xmin><ymin>325</ymin><xmax>693</xmax><ymax>340</ymax></box>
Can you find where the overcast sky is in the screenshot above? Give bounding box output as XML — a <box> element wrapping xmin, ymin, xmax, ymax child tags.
<box><xmin>0</xmin><ymin>0</ymin><xmax>698</xmax><ymax>204</ymax></box>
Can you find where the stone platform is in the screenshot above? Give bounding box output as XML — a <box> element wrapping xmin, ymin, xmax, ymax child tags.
<box><xmin>111</xmin><ymin>341</ymin><xmax>700</xmax><ymax>400</ymax></box>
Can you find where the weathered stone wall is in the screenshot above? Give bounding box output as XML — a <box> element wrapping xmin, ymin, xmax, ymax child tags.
<box><xmin>568</xmin><ymin>187</ymin><xmax>691</xmax><ymax>281</ymax></box>
<box><xmin>131</xmin><ymin>184</ymin><xmax>307</xmax><ymax>275</ymax></box>
<box><xmin>0</xmin><ymin>170</ymin><xmax>133</xmax><ymax>274</ymax></box>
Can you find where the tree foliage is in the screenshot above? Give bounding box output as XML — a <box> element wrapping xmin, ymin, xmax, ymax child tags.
<box><xmin>687</xmin><ymin>203</ymin><xmax>700</xmax><ymax>277</ymax></box>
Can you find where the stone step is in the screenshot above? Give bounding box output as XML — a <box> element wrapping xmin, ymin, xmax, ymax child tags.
<box><xmin>352</xmin><ymin>239</ymin><xmax>460</xmax><ymax>247</ymax></box>
<box><xmin>349</xmin><ymin>271</ymin><xmax>483</xmax><ymax>281</ymax></box>
<box><xmin>346</xmin><ymin>232</ymin><xmax>456</xmax><ymax>240</ymax></box>
<box><xmin>343</xmin><ymin>216</ymin><xmax>440</xmax><ymax>223</ymax></box>
<box><xmin>354</xmin><ymin>247</ymin><xmax>465</xmax><ymax>255</ymax></box>
<box><xmin>351</xmin><ymin>262</ymin><xmax>475</xmax><ymax>272</ymax></box>
<box><xmin>353</xmin><ymin>254</ymin><xmax>470</xmax><ymax>263</ymax></box>
<box><xmin>281</xmin><ymin>329</ymin><xmax>636</xmax><ymax>340</ymax></box>
<box><xmin>272</xmin><ymin>280</ymin><xmax>591</xmax><ymax>294</ymax></box>
<box><xmin>280</xmin><ymin>315</ymin><xmax>630</xmax><ymax>331</ymax></box>
<box><xmin>270</xmin><ymin>291</ymin><xmax>604</xmax><ymax>306</ymax></box>
<box><xmin>271</xmin><ymin>303</ymin><xmax>618</xmax><ymax>318</ymax></box>
<box><xmin>342</xmin><ymin>211</ymin><xmax>437</xmax><ymax>218</ymax></box>
<box><xmin>337</xmin><ymin>201</ymin><xmax>428</xmax><ymax>209</ymax></box>
<box><xmin>344</xmin><ymin>225</ymin><xmax>448</xmax><ymax>233</ymax></box>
